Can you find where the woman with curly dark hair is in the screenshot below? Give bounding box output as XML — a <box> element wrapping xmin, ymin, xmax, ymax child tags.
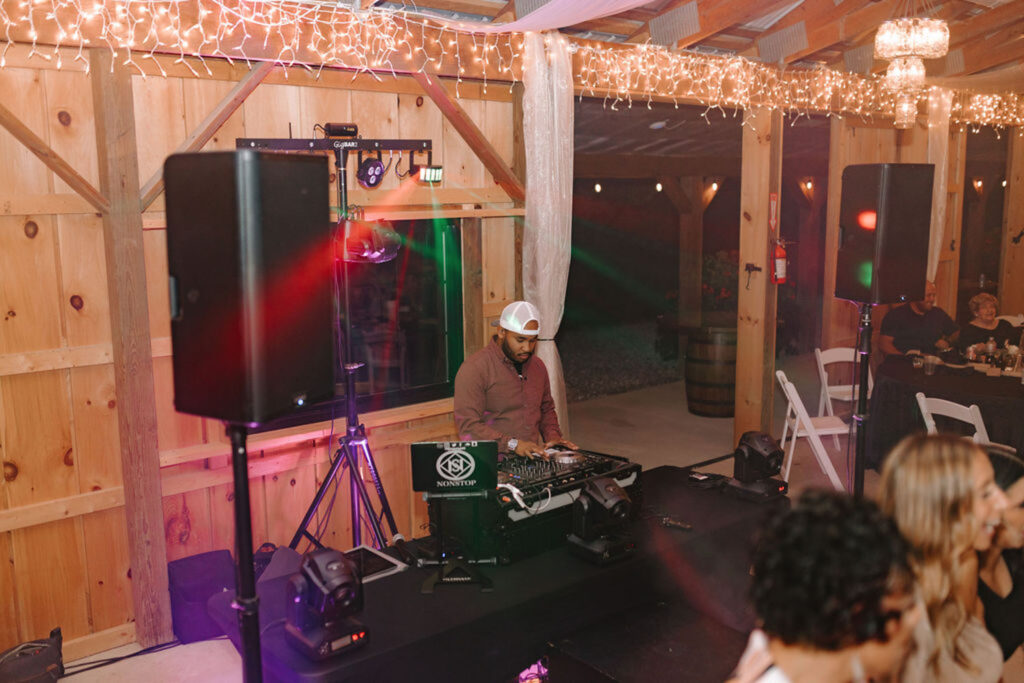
<box><xmin>879</xmin><ymin>433</ymin><xmax>1008</xmax><ymax>682</ymax></box>
<box><xmin>729</xmin><ymin>490</ymin><xmax>922</xmax><ymax>683</ymax></box>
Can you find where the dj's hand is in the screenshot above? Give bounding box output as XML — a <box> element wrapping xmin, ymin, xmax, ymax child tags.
<box><xmin>515</xmin><ymin>439</ymin><xmax>547</xmax><ymax>459</ymax></box>
<box><xmin>545</xmin><ymin>438</ymin><xmax>579</xmax><ymax>451</ymax></box>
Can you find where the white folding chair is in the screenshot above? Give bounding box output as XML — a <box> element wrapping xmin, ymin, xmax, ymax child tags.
<box><xmin>914</xmin><ymin>392</ymin><xmax>1015</xmax><ymax>455</ymax></box>
<box><xmin>776</xmin><ymin>370</ymin><xmax>848</xmax><ymax>491</ymax></box>
<box><xmin>815</xmin><ymin>347</ymin><xmax>873</xmax><ymax>449</ymax></box>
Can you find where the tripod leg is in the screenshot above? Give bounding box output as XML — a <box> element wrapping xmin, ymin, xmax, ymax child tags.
<box><xmin>345</xmin><ymin>443</ymin><xmax>389</xmax><ymax>549</ymax></box>
<box><xmin>352</xmin><ymin>437</ymin><xmax>400</xmax><ymax>538</ymax></box>
<box><xmin>289</xmin><ymin>446</ymin><xmax>349</xmax><ymax>550</ymax></box>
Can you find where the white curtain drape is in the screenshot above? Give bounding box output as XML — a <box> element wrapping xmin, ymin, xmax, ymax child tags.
<box><xmin>926</xmin><ymin>88</ymin><xmax>953</xmax><ymax>281</ymax></box>
<box><xmin>523</xmin><ymin>31</ymin><xmax>574</xmax><ymax>437</ymax></box>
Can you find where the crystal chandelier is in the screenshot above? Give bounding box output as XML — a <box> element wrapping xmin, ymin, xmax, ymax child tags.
<box><xmin>885</xmin><ymin>56</ymin><xmax>927</xmax><ymax>92</ymax></box>
<box><xmin>874</xmin><ymin>17</ymin><xmax>950</xmax><ymax>61</ymax></box>
<box><xmin>874</xmin><ymin>2</ymin><xmax>949</xmax><ymax>96</ymax></box>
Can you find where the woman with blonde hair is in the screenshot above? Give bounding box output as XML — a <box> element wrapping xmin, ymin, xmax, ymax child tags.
<box><xmin>878</xmin><ymin>433</ymin><xmax>1008</xmax><ymax>682</ymax></box>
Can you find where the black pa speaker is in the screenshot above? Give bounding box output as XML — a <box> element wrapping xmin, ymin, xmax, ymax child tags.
<box><xmin>835</xmin><ymin>163</ymin><xmax>934</xmax><ymax>304</ymax></box>
<box><xmin>164</xmin><ymin>150</ymin><xmax>335</xmax><ymax>425</ymax></box>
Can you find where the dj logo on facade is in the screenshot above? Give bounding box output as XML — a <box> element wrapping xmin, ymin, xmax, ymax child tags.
<box><xmin>435</xmin><ymin>448</ymin><xmax>477</xmax><ymax>487</ymax></box>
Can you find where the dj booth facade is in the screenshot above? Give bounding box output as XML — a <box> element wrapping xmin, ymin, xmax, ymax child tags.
<box><xmin>209</xmin><ymin>466</ymin><xmax>781</xmax><ymax>682</ymax></box>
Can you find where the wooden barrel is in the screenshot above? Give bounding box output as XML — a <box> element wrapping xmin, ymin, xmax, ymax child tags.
<box><xmin>685</xmin><ymin>327</ymin><xmax>737</xmax><ymax>417</ymax></box>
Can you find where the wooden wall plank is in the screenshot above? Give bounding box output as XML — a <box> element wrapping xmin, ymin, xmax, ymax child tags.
<box><xmin>58</xmin><ymin>215</ymin><xmax>111</xmax><ymax>347</ymax></box>
<box><xmin>43</xmin><ymin>69</ymin><xmax>99</xmax><ymax>195</ymax></box>
<box><xmin>81</xmin><ymin>507</ymin><xmax>133</xmax><ymax>632</ymax></box>
<box><xmin>130</xmin><ymin>76</ymin><xmax>186</xmax><ymax>191</ymax></box>
<box><xmin>1</xmin><ymin>371</ymin><xmax>75</xmax><ymax>506</ymax></box>
<box><xmin>263</xmin><ymin>442</ymin><xmax>319</xmax><ymax>547</ymax></box>
<box><xmin>0</xmin><ymin>215</ymin><xmax>64</xmax><ymax>354</ymax></box>
<box><xmin>11</xmin><ymin>521</ymin><xmax>90</xmax><ymax>641</ymax></box>
<box><xmin>441</xmin><ymin>95</ymin><xmax>487</xmax><ymax>190</ymax></box>
<box><xmin>0</xmin><ymin>532</ymin><xmax>20</xmax><ymax>649</ymax></box>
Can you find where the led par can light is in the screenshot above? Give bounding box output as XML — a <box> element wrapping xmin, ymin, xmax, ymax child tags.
<box><xmin>357</xmin><ymin>156</ymin><xmax>385</xmax><ymax>189</ymax></box>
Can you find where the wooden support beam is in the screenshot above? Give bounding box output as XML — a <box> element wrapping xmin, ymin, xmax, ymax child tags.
<box><xmin>89</xmin><ymin>47</ymin><xmax>173</xmax><ymax>648</ymax></box>
<box><xmin>626</xmin><ymin>0</ymin><xmax>794</xmax><ymax>47</ymax></box>
<box><xmin>492</xmin><ymin>0</ymin><xmax>515</xmax><ymax>24</ymax></box>
<box><xmin>574</xmin><ymin>153</ymin><xmax>739</xmax><ymax>179</ymax></box>
<box><xmin>950</xmin><ymin>1</ymin><xmax>1024</xmax><ymax>49</ymax></box>
<box><xmin>1000</xmin><ymin>127</ymin><xmax>1024</xmax><ymax>315</ymax></box>
<box><xmin>0</xmin><ymin>101</ymin><xmax>109</xmax><ymax>214</ymax></box>
<box><xmin>139</xmin><ymin>61</ymin><xmax>274</xmax><ymax>211</ymax></box>
<box><xmin>657</xmin><ymin>176</ymin><xmax>693</xmax><ymax>215</ymax></box>
<box><xmin>412</xmin><ymin>71</ymin><xmax>526</xmax><ymax>202</ymax></box>
<box><xmin>944</xmin><ymin>32</ymin><xmax>1024</xmax><ymax>76</ymax></box>
<box><xmin>734</xmin><ymin>108</ymin><xmax>782</xmax><ymax>440</ymax></box>
<box><xmin>782</xmin><ymin>0</ymin><xmax>901</xmax><ymax>64</ymax></box>
<box><xmin>673</xmin><ymin>177</ymin><xmax>703</xmax><ymax>330</ymax></box>
<box><xmin>512</xmin><ymin>81</ymin><xmax>526</xmax><ymax>299</ymax></box>
<box><xmin>462</xmin><ymin>217</ymin><xmax>484</xmax><ymax>354</ymax></box>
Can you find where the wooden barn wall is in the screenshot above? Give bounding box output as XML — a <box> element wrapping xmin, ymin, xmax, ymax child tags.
<box><xmin>0</xmin><ymin>48</ymin><xmax>517</xmax><ymax>658</ymax></box>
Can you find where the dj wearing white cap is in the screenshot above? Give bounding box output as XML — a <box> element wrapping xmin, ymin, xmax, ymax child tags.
<box><xmin>454</xmin><ymin>300</ymin><xmax>577</xmax><ymax>459</ymax></box>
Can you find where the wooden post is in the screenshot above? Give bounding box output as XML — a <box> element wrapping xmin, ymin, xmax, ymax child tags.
<box><xmin>734</xmin><ymin>108</ymin><xmax>782</xmax><ymax>441</ymax></box>
<box><xmin>462</xmin><ymin>217</ymin><xmax>484</xmax><ymax>355</ymax></box>
<box><xmin>675</xmin><ymin>177</ymin><xmax>704</xmax><ymax>330</ymax></box>
<box><xmin>512</xmin><ymin>82</ymin><xmax>525</xmax><ymax>300</ymax></box>
<box><xmin>999</xmin><ymin>128</ymin><xmax>1024</xmax><ymax>315</ymax></box>
<box><xmin>89</xmin><ymin>48</ymin><xmax>173</xmax><ymax>647</ymax></box>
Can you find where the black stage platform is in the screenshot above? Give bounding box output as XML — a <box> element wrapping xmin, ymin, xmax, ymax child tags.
<box><xmin>209</xmin><ymin>466</ymin><xmax>783</xmax><ymax>682</ymax></box>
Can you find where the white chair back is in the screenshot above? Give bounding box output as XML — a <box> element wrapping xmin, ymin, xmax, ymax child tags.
<box><xmin>776</xmin><ymin>370</ymin><xmax>846</xmax><ymax>491</ymax></box>
<box><xmin>915</xmin><ymin>392</ymin><xmax>991</xmax><ymax>444</ymax></box>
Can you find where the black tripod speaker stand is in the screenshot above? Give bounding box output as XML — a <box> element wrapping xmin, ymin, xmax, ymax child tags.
<box><xmin>289</xmin><ymin>359</ymin><xmax>401</xmax><ymax>550</ymax></box>
<box><xmin>852</xmin><ymin>303</ymin><xmax>873</xmax><ymax>498</ymax></box>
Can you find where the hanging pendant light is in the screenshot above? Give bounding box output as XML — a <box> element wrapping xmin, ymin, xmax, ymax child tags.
<box><xmin>885</xmin><ymin>56</ymin><xmax>927</xmax><ymax>92</ymax></box>
<box><xmin>874</xmin><ymin>17</ymin><xmax>949</xmax><ymax>61</ymax></box>
<box><xmin>893</xmin><ymin>91</ymin><xmax>919</xmax><ymax>129</ymax></box>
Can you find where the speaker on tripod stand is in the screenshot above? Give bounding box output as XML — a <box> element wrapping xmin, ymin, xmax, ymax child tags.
<box><xmin>835</xmin><ymin>163</ymin><xmax>934</xmax><ymax>496</ymax></box>
<box><xmin>165</xmin><ymin>149</ymin><xmax>335</xmax><ymax>681</ymax></box>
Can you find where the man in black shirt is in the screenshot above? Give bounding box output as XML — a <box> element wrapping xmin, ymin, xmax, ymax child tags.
<box><xmin>879</xmin><ymin>281</ymin><xmax>959</xmax><ymax>355</ymax></box>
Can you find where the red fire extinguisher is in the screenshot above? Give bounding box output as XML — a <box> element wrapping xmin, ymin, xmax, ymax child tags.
<box><xmin>770</xmin><ymin>239</ymin><xmax>787</xmax><ymax>284</ymax></box>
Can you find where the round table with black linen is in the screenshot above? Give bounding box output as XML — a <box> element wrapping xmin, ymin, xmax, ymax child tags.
<box><xmin>865</xmin><ymin>355</ymin><xmax>1024</xmax><ymax>470</ymax></box>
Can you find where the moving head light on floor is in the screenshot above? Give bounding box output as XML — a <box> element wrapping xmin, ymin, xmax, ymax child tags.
<box><xmin>285</xmin><ymin>549</ymin><xmax>368</xmax><ymax>661</ymax></box>
<box><xmin>728</xmin><ymin>431</ymin><xmax>788</xmax><ymax>502</ymax></box>
<box><xmin>567</xmin><ymin>477</ymin><xmax>635</xmax><ymax>565</ymax></box>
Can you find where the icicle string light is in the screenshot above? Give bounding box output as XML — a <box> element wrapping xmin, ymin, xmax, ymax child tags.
<box><xmin>0</xmin><ymin>0</ymin><xmax>1020</xmax><ymax>129</ymax></box>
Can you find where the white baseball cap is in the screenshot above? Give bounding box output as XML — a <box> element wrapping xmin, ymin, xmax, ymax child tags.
<box><xmin>498</xmin><ymin>301</ymin><xmax>541</xmax><ymax>336</ymax></box>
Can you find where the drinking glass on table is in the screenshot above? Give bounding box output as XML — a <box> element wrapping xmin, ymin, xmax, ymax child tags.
<box><xmin>923</xmin><ymin>355</ymin><xmax>939</xmax><ymax>376</ymax></box>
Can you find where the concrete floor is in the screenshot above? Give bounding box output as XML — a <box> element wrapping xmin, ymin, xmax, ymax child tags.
<box><xmin>68</xmin><ymin>352</ymin><xmax>1018</xmax><ymax>680</ymax></box>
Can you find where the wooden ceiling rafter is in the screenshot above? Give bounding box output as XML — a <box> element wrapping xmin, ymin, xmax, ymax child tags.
<box><xmin>412</xmin><ymin>70</ymin><xmax>526</xmax><ymax>202</ymax></box>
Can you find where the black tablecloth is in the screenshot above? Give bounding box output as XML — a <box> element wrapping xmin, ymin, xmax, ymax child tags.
<box><xmin>209</xmin><ymin>466</ymin><xmax>781</xmax><ymax>682</ymax></box>
<box><xmin>865</xmin><ymin>356</ymin><xmax>1024</xmax><ymax>470</ymax></box>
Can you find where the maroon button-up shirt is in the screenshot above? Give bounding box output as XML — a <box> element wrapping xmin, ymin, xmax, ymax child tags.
<box><xmin>453</xmin><ymin>339</ymin><xmax>562</xmax><ymax>453</ymax></box>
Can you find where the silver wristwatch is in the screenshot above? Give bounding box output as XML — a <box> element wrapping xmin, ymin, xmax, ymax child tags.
<box><xmin>507</xmin><ymin>437</ymin><xmax>518</xmax><ymax>453</ymax></box>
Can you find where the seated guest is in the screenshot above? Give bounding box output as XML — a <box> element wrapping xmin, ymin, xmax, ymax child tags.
<box><xmin>729</xmin><ymin>491</ymin><xmax>922</xmax><ymax>683</ymax></box>
<box><xmin>978</xmin><ymin>450</ymin><xmax>1024</xmax><ymax>660</ymax></box>
<box><xmin>879</xmin><ymin>281</ymin><xmax>959</xmax><ymax>355</ymax></box>
<box><xmin>879</xmin><ymin>434</ymin><xmax>1007</xmax><ymax>682</ymax></box>
<box><xmin>959</xmin><ymin>293</ymin><xmax>1021</xmax><ymax>351</ymax></box>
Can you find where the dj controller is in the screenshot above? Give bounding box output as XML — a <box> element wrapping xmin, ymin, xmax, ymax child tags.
<box><xmin>430</xmin><ymin>449</ymin><xmax>641</xmax><ymax>564</ymax></box>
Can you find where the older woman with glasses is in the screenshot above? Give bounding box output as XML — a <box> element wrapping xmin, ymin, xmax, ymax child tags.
<box><xmin>959</xmin><ymin>293</ymin><xmax>1020</xmax><ymax>351</ymax></box>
